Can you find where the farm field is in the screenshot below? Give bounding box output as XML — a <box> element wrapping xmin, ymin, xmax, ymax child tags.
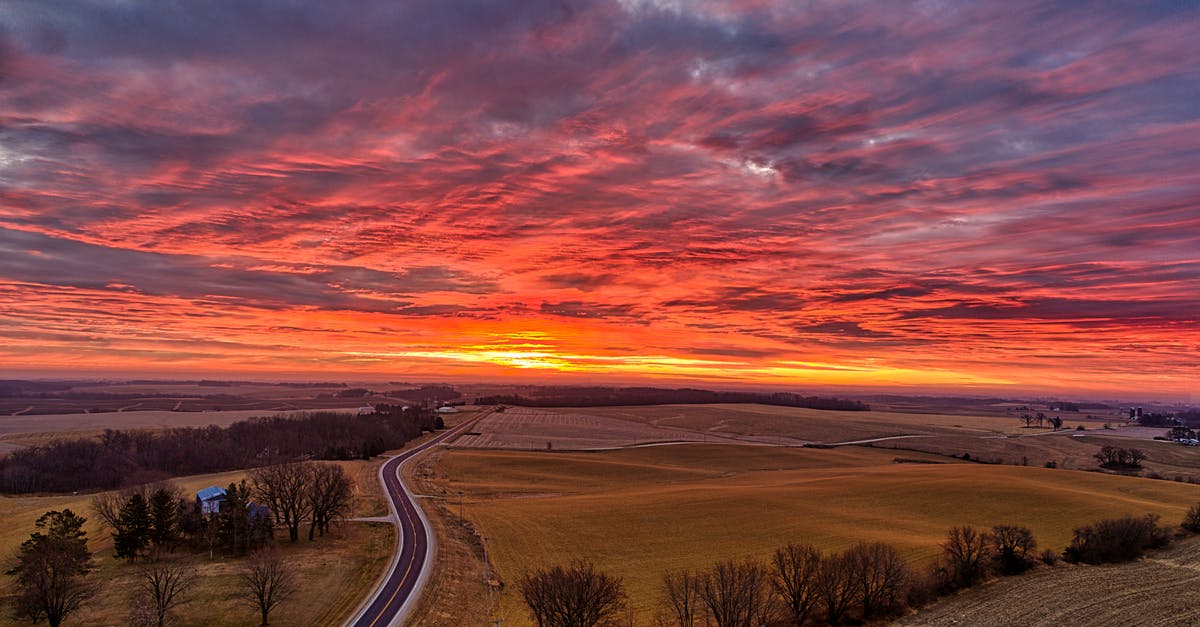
<box><xmin>438</xmin><ymin>443</ymin><xmax>1199</xmax><ymax>624</ymax></box>
<box><xmin>452</xmin><ymin>403</ymin><xmax>1200</xmax><ymax>480</ymax></box>
<box><xmin>557</xmin><ymin>403</ymin><xmax>1103</xmax><ymax>443</ymax></box>
<box><xmin>0</xmin><ymin>457</ymin><xmax>392</xmax><ymax>626</ymax></box>
<box><xmin>451</xmin><ymin>406</ymin><xmax>753</xmax><ymax>450</ymax></box>
<box><xmin>0</xmin><ymin>379</ymin><xmax>439</xmax><ymax>417</ymax></box>
<box><xmin>0</xmin><ymin>407</ymin><xmax>362</xmax><ymax>446</ymax></box>
<box><xmin>898</xmin><ymin>537</ymin><xmax>1200</xmax><ymax>626</ymax></box>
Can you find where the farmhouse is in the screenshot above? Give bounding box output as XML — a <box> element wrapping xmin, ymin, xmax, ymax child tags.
<box><xmin>437</xmin><ymin>406</ymin><xmax>459</xmax><ymax>414</ymax></box>
<box><xmin>196</xmin><ymin>485</ymin><xmax>226</xmax><ymax>514</ymax></box>
<box><xmin>196</xmin><ymin>486</ymin><xmax>274</xmax><ymax>523</ymax></box>
<box><xmin>357</xmin><ymin>405</ymin><xmax>376</xmax><ymax>415</ymax></box>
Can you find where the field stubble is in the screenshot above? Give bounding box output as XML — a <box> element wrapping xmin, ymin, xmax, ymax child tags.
<box><xmin>439</xmin><ymin>442</ymin><xmax>1198</xmax><ymax>624</ymax></box>
<box><xmin>899</xmin><ymin>537</ymin><xmax>1200</xmax><ymax>626</ymax></box>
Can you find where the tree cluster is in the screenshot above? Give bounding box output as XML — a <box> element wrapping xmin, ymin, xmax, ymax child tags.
<box><xmin>527</xmin><ymin>526</ymin><xmax>1049</xmax><ymax>626</ymax></box>
<box><xmin>250</xmin><ymin>462</ymin><xmax>354</xmax><ymax>542</ymax></box>
<box><xmin>1063</xmin><ymin>514</ymin><xmax>1170</xmax><ymax>564</ymax></box>
<box><xmin>6</xmin><ymin>508</ymin><xmax>304</xmax><ymax>627</ymax></box>
<box><xmin>96</xmin><ymin>481</ymin><xmax>273</xmax><ymax>560</ymax></box>
<box><xmin>1168</xmin><ymin>426</ymin><xmax>1196</xmax><ymax>441</ymax></box>
<box><xmin>723</xmin><ymin>542</ymin><xmax>912</xmax><ymax>626</ymax></box>
<box><xmin>475</xmin><ymin>387</ymin><xmax>869</xmax><ymax>411</ymax></box>
<box><xmin>1018</xmin><ymin>413</ymin><xmax>1063</xmax><ymax>430</ymax></box>
<box><xmin>0</xmin><ymin>408</ymin><xmax>438</xmax><ymax>493</ymax></box>
<box><xmin>1093</xmin><ymin>446</ymin><xmax>1146</xmax><ymax>469</ymax></box>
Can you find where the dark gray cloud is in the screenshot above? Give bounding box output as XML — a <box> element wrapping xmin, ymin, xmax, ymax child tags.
<box><xmin>0</xmin><ymin>228</ymin><xmax>494</xmax><ymax>312</ymax></box>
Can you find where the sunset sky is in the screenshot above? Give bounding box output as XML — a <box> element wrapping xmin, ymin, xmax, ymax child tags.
<box><xmin>1</xmin><ymin>1</ymin><xmax>1198</xmax><ymax>398</ymax></box>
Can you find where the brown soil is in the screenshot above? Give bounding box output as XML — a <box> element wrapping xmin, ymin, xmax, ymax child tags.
<box><xmin>898</xmin><ymin>536</ymin><xmax>1200</xmax><ymax>626</ymax></box>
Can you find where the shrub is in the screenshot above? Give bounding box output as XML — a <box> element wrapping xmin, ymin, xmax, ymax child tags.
<box><xmin>1039</xmin><ymin>548</ymin><xmax>1059</xmax><ymax>566</ymax></box>
<box><xmin>1063</xmin><ymin>514</ymin><xmax>1170</xmax><ymax>564</ymax></box>
<box><xmin>1182</xmin><ymin>502</ymin><xmax>1200</xmax><ymax>533</ymax></box>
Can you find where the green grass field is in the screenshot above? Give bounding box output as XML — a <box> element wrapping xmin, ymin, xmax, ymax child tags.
<box><xmin>442</xmin><ymin>444</ymin><xmax>1199</xmax><ymax>624</ymax></box>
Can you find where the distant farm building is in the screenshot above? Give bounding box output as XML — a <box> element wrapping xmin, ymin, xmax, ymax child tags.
<box><xmin>437</xmin><ymin>406</ymin><xmax>459</xmax><ymax>414</ymax></box>
<box><xmin>357</xmin><ymin>406</ymin><xmax>376</xmax><ymax>415</ymax></box>
<box><xmin>196</xmin><ymin>485</ymin><xmax>273</xmax><ymax>522</ymax></box>
<box><xmin>196</xmin><ymin>485</ymin><xmax>227</xmax><ymax>515</ymax></box>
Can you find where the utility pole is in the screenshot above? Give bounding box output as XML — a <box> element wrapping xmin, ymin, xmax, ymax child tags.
<box><xmin>459</xmin><ymin>490</ymin><xmax>464</xmax><ymax>522</ymax></box>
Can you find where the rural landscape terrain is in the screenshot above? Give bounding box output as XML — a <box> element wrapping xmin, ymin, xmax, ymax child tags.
<box><xmin>3</xmin><ymin>379</ymin><xmax>1199</xmax><ymax>625</ymax></box>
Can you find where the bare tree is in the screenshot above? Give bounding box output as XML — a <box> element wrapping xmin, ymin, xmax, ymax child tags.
<box><xmin>845</xmin><ymin>542</ymin><xmax>910</xmax><ymax>618</ymax></box>
<box><xmin>698</xmin><ymin>558</ymin><xmax>775</xmax><ymax>627</ymax></box>
<box><xmin>131</xmin><ymin>563</ymin><xmax>194</xmax><ymax>627</ymax></box>
<box><xmin>90</xmin><ymin>490</ymin><xmax>128</xmax><ymax>533</ymax></box>
<box><xmin>816</xmin><ymin>553</ymin><xmax>858</xmax><ymax>625</ymax></box>
<box><xmin>252</xmin><ymin>463</ymin><xmax>313</xmax><ymax>542</ymax></box>
<box><xmin>518</xmin><ymin>560</ymin><xmax>626</xmax><ymax>627</ymax></box>
<box><xmin>990</xmin><ymin>525</ymin><xmax>1037</xmax><ymax>575</ymax></box>
<box><xmin>239</xmin><ymin>549</ymin><xmax>296</xmax><ymax>626</ymax></box>
<box><xmin>92</xmin><ymin>482</ymin><xmax>183</xmax><ymax>533</ymax></box>
<box><xmin>306</xmin><ymin>463</ymin><xmax>353</xmax><ymax>540</ymax></box>
<box><xmin>660</xmin><ymin>569</ymin><xmax>701</xmax><ymax>626</ymax></box>
<box><xmin>771</xmin><ymin>543</ymin><xmax>822</xmax><ymax>626</ymax></box>
<box><xmin>935</xmin><ymin>526</ymin><xmax>990</xmax><ymax>591</ymax></box>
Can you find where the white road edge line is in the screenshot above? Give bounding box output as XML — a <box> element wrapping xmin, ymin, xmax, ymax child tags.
<box><xmin>391</xmin><ymin>451</ymin><xmax>438</xmax><ymax>627</ymax></box>
<box><xmin>344</xmin><ymin>454</ymin><xmax>405</xmax><ymax>627</ymax></box>
<box><xmin>344</xmin><ymin>414</ymin><xmax>484</xmax><ymax>627</ymax></box>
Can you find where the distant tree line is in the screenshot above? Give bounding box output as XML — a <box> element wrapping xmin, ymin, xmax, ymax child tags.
<box><xmin>387</xmin><ymin>385</ymin><xmax>462</xmax><ymax>403</ymax></box>
<box><xmin>0</xmin><ymin>380</ymin><xmax>75</xmax><ymax>397</ymax></box>
<box><xmin>1094</xmin><ymin>445</ymin><xmax>1146</xmax><ymax>470</ymax></box>
<box><xmin>475</xmin><ymin>387</ymin><xmax>869</xmax><ymax>411</ymax></box>
<box><xmin>0</xmin><ymin>407</ymin><xmax>439</xmax><ymax>494</ymax></box>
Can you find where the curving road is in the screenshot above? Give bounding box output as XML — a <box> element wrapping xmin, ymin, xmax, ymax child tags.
<box><xmin>347</xmin><ymin>413</ymin><xmax>484</xmax><ymax>627</ymax></box>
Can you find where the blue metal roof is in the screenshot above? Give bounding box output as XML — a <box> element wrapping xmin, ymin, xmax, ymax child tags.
<box><xmin>196</xmin><ymin>485</ymin><xmax>226</xmax><ymax>501</ymax></box>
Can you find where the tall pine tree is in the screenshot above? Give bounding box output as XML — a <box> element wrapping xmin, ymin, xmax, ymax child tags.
<box><xmin>113</xmin><ymin>493</ymin><xmax>152</xmax><ymax>562</ymax></box>
<box><xmin>148</xmin><ymin>488</ymin><xmax>180</xmax><ymax>556</ymax></box>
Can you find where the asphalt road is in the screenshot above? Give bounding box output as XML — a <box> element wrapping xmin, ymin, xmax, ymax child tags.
<box><xmin>347</xmin><ymin>414</ymin><xmax>483</xmax><ymax>627</ymax></box>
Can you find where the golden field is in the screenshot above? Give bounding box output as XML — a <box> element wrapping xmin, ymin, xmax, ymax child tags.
<box><xmin>441</xmin><ymin>443</ymin><xmax>1200</xmax><ymax>624</ymax></box>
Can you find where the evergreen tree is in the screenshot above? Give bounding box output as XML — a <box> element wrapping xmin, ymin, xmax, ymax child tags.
<box><xmin>148</xmin><ymin>488</ymin><xmax>180</xmax><ymax>556</ymax></box>
<box><xmin>114</xmin><ymin>493</ymin><xmax>152</xmax><ymax>562</ymax></box>
<box><xmin>7</xmin><ymin>509</ymin><xmax>96</xmax><ymax>626</ymax></box>
<box><xmin>221</xmin><ymin>481</ymin><xmax>253</xmax><ymax>555</ymax></box>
